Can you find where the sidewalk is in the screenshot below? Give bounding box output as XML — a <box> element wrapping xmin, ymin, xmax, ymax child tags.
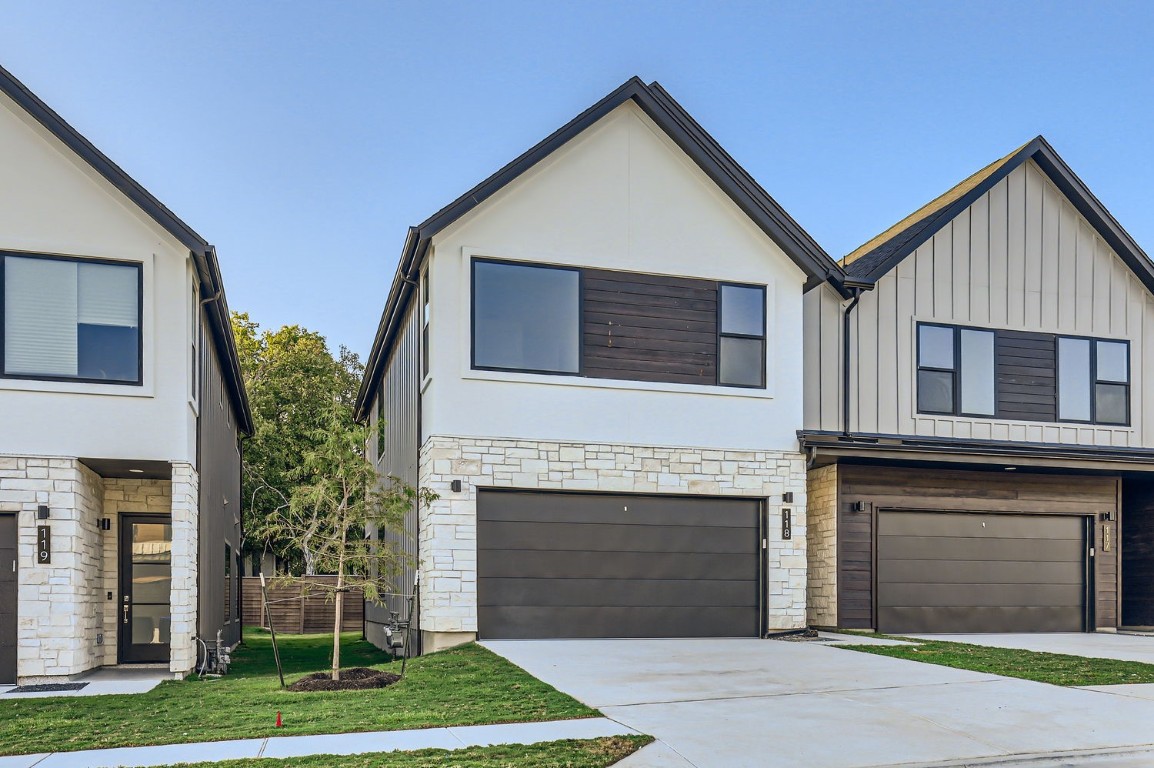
<box><xmin>0</xmin><ymin>717</ymin><xmax>637</xmax><ymax>768</ymax></box>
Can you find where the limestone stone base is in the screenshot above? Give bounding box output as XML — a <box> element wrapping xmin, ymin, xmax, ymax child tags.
<box><xmin>422</xmin><ymin>631</ymin><xmax>478</xmax><ymax>653</ymax></box>
<box><xmin>416</xmin><ymin>435</ymin><xmax>808</xmax><ymax>647</ymax></box>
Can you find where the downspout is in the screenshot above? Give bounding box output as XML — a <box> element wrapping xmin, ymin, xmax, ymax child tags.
<box><xmin>841</xmin><ymin>287</ymin><xmax>863</xmax><ymax>438</ymax></box>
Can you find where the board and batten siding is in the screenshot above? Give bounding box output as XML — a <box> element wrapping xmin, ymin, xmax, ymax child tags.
<box><xmin>805</xmin><ymin>159</ymin><xmax>1154</xmax><ymax>447</ymax></box>
<box><xmin>367</xmin><ymin>299</ymin><xmax>421</xmax><ymax>645</ymax></box>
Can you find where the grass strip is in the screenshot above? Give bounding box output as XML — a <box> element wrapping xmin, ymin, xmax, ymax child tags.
<box><xmin>0</xmin><ymin>629</ymin><xmax>596</xmax><ymax>756</ymax></box>
<box><xmin>148</xmin><ymin>737</ymin><xmax>653</xmax><ymax>768</ymax></box>
<box><xmin>838</xmin><ymin>636</ymin><xmax>1154</xmax><ymax>686</ymax></box>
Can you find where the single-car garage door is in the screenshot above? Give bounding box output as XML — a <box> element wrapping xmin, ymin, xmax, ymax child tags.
<box><xmin>478</xmin><ymin>490</ymin><xmax>762</xmax><ymax>639</ymax></box>
<box><xmin>877</xmin><ymin>511</ymin><xmax>1088</xmax><ymax>634</ymax></box>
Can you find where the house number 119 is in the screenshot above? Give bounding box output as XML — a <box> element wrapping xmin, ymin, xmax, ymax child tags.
<box><xmin>1103</xmin><ymin>523</ymin><xmax>1112</xmax><ymax>553</ymax></box>
<box><xmin>37</xmin><ymin>525</ymin><xmax>51</xmax><ymax>564</ymax></box>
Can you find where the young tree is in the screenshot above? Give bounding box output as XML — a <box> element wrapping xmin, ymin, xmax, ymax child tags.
<box><xmin>231</xmin><ymin>312</ymin><xmax>363</xmax><ymax>572</ymax></box>
<box><xmin>271</xmin><ymin>401</ymin><xmax>436</xmax><ymax>680</ymax></box>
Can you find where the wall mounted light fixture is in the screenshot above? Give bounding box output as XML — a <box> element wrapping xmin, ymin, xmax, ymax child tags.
<box><xmin>36</xmin><ymin>505</ymin><xmax>49</xmax><ymax>520</ymax></box>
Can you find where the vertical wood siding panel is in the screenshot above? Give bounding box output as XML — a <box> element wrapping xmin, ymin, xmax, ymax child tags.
<box><xmin>1006</xmin><ymin>167</ymin><xmax>1027</xmax><ymax>328</ymax></box>
<box><xmin>856</xmin><ymin>291</ymin><xmax>879</xmax><ymax>433</ymax></box>
<box><xmin>1024</xmin><ymin>164</ymin><xmax>1044</xmax><ymax>328</ymax></box>
<box><xmin>933</xmin><ymin>225</ymin><xmax>953</xmax><ymax>319</ymax></box>
<box><xmin>969</xmin><ymin>194</ymin><xmax>990</xmax><ymax>325</ymax></box>
<box><xmin>1129</xmin><ymin>280</ymin><xmax>1145</xmax><ymax>446</ymax></box>
<box><xmin>876</xmin><ymin>274</ymin><xmax>899</xmax><ymax>433</ymax></box>
<box><xmin>821</xmin><ymin>288</ymin><xmax>844</xmax><ymax>432</ymax></box>
<box><xmin>1111</xmin><ymin>258</ymin><xmax>1129</xmax><ymax>336</ymax></box>
<box><xmin>896</xmin><ymin>257</ymin><xmax>917</xmax><ymax>435</ymax></box>
<box><xmin>914</xmin><ymin>242</ymin><xmax>935</xmax><ymax>318</ymax></box>
<box><xmin>1075</xmin><ymin>221</ymin><xmax>1095</xmax><ymax>332</ymax></box>
<box><xmin>952</xmin><ymin>209</ymin><xmax>971</xmax><ymax>324</ymax></box>
<box><xmin>1041</xmin><ymin>180</ymin><xmax>1061</xmax><ymax>330</ymax></box>
<box><xmin>1145</xmin><ymin>296</ymin><xmax>1154</xmax><ymax>445</ymax></box>
<box><xmin>1057</xmin><ymin>199</ymin><xmax>1078</xmax><ymax>333</ymax></box>
<box><xmin>803</xmin><ymin>289</ymin><xmax>821</xmax><ymax>430</ymax></box>
<box><xmin>988</xmin><ymin>178</ymin><xmax>1010</xmax><ymax>328</ymax></box>
<box><xmin>1093</xmin><ymin>237</ymin><xmax>1112</xmax><ymax>336</ymax></box>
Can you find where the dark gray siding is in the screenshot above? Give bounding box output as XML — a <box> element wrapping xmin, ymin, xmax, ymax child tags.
<box><xmin>995</xmin><ymin>331</ymin><xmax>1057</xmax><ymax>422</ymax></box>
<box><xmin>0</xmin><ymin>514</ymin><xmax>15</xmax><ymax>683</ymax></box>
<box><xmin>583</xmin><ymin>269</ymin><xmax>718</xmax><ymax>385</ymax></box>
<box><xmin>366</xmin><ymin>299</ymin><xmax>420</xmax><ymax>651</ymax></box>
<box><xmin>197</xmin><ymin>305</ymin><xmax>243</xmax><ymax>648</ymax></box>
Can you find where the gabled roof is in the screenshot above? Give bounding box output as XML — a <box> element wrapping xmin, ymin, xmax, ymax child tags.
<box><xmin>842</xmin><ymin>136</ymin><xmax>1154</xmax><ymax>296</ymax></box>
<box><xmin>354</xmin><ymin>77</ymin><xmax>847</xmax><ymax>419</ymax></box>
<box><xmin>0</xmin><ymin>64</ymin><xmax>253</xmax><ymax>434</ymax></box>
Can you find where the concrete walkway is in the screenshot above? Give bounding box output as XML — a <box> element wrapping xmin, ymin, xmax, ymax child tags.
<box><xmin>483</xmin><ymin>637</ymin><xmax>1154</xmax><ymax>768</ymax></box>
<box><xmin>907</xmin><ymin>632</ymin><xmax>1154</xmax><ymax>664</ymax></box>
<box><xmin>0</xmin><ymin>717</ymin><xmax>636</xmax><ymax>768</ymax></box>
<box><xmin>0</xmin><ymin>668</ymin><xmax>169</xmax><ymax>699</ymax></box>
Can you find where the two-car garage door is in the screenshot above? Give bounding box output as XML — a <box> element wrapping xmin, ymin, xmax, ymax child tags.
<box><xmin>877</xmin><ymin>510</ymin><xmax>1089</xmax><ymax>634</ymax></box>
<box><xmin>477</xmin><ymin>490</ymin><xmax>762</xmax><ymax>639</ymax></box>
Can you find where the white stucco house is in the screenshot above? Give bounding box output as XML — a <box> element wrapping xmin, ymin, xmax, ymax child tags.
<box><xmin>356</xmin><ymin>77</ymin><xmax>849</xmax><ymax>653</ymax></box>
<box><xmin>0</xmin><ymin>65</ymin><xmax>252</xmax><ymax>684</ymax></box>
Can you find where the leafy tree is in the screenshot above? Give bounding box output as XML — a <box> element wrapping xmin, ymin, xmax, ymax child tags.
<box><xmin>270</xmin><ymin>400</ymin><xmax>436</xmax><ymax>679</ymax></box>
<box><xmin>231</xmin><ymin>312</ymin><xmax>363</xmax><ymax>572</ymax></box>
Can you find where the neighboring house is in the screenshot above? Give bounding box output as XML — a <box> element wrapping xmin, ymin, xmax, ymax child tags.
<box><xmin>356</xmin><ymin>77</ymin><xmax>847</xmax><ymax>652</ymax></box>
<box><xmin>802</xmin><ymin>137</ymin><xmax>1154</xmax><ymax>634</ymax></box>
<box><xmin>0</xmin><ymin>66</ymin><xmax>252</xmax><ymax>684</ymax></box>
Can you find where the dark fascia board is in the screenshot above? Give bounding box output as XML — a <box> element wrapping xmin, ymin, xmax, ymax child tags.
<box><xmin>798</xmin><ymin>429</ymin><xmax>1154</xmax><ymax>467</ymax></box>
<box><xmin>0</xmin><ymin>64</ymin><xmax>253</xmax><ymax>435</ymax></box>
<box><xmin>354</xmin><ymin>77</ymin><xmax>848</xmax><ymax>419</ymax></box>
<box><xmin>849</xmin><ymin>136</ymin><xmax>1154</xmax><ymax>296</ymax></box>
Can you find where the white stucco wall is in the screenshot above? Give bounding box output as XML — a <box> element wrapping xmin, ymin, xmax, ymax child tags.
<box><xmin>0</xmin><ymin>90</ymin><xmax>197</xmax><ymax>463</ymax></box>
<box><xmin>420</xmin><ymin>102</ymin><xmax>809</xmax><ymax>453</ymax></box>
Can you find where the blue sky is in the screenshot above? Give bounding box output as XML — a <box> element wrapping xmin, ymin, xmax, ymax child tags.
<box><xmin>3</xmin><ymin>1</ymin><xmax>1153</xmax><ymax>358</ymax></box>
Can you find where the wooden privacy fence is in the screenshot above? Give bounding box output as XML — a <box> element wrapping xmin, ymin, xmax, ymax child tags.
<box><xmin>241</xmin><ymin>576</ymin><xmax>364</xmax><ymax>633</ymax></box>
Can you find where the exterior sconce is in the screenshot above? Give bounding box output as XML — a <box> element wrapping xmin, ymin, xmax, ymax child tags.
<box><xmin>37</xmin><ymin>504</ymin><xmax>49</xmax><ymax>520</ymax></box>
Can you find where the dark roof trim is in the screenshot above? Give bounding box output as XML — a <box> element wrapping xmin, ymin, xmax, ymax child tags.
<box><xmin>799</xmin><ymin>429</ymin><xmax>1154</xmax><ymax>467</ymax></box>
<box><xmin>355</xmin><ymin>77</ymin><xmax>847</xmax><ymax>419</ymax></box>
<box><xmin>0</xmin><ymin>65</ymin><xmax>252</xmax><ymax>434</ymax></box>
<box><xmin>845</xmin><ymin>136</ymin><xmax>1154</xmax><ymax>296</ymax></box>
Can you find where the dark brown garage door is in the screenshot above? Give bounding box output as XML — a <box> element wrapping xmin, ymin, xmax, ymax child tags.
<box><xmin>477</xmin><ymin>491</ymin><xmax>762</xmax><ymax>639</ymax></box>
<box><xmin>878</xmin><ymin>511</ymin><xmax>1088</xmax><ymax>634</ymax></box>
<box><xmin>0</xmin><ymin>514</ymin><xmax>16</xmax><ymax>684</ymax></box>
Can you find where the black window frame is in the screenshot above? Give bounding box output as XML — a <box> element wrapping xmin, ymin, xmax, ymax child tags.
<box><xmin>421</xmin><ymin>268</ymin><xmax>431</xmax><ymax>380</ymax></box>
<box><xmin>915</xmin><ymin>322</ymin><xmax>996</xmax><ymax>418</ymax></box>
<box><xmin>0</xmin><ymin>250</ymin><xmax>144</xmax><ymax>386</ymax></box>
<box><xmin>716</xmin><ymin>282</ymin><xmax>767</xmax><ymax>389</ymax></box>
<box><xmin>470</xmin><ymin>257</ymin><xmax>583</xmax><ymax>377</ymax></box>
<box><xmin>1056</xmin><ymin>335</ymin><xmax>1131</xmax><ymax>427</ymax></box>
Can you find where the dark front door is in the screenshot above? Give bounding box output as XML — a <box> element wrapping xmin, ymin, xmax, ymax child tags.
<box><xmin>119</xmin><ymin>515</ymin><xmax>173</xmax><ymax>663</ymax></box>
<box><xmin>877</xmin><ymin>510</ymin><xmax>1088</xmax><ymax>633</ymax></box>
<box><xmin>477</xmin><ymin>490</ymin><xmax>763</xmax><ymax>639</ymax></box>
<box><xmin>0</xmin><ymin>514</ymin><xmax>16</xmax><ymax>683</ymax></box>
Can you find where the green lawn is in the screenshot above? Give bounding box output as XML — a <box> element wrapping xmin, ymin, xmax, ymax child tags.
<box><xmin>151</xmin><ymin>737</ymin><xmax>653</xmax><ymax>768</ymax></box>
<box><xmin>0</xmin><ymin>630</ymin><xmax>597</xmax><ymax>757</ymax></box>
<box><xmin>838</xmin><ymin>636</ymin><xmax>1154</xmax><ymax>686</ymax></box>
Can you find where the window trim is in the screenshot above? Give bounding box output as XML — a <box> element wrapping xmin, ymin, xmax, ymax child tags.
<box><xmin>0</xmin><ymin>250</ymin><xmax>144</xmax><ymax>386</ymax></box>
<box><xmin>717</xmin><ymin>282</ymin><xmax>767</xmax><ymax>389</ymax></box>
<box><xmin>470</xmin><ymin>257</ymin><xmax>584</xmax><ymax>377</ymax></box>
<box><xmin>1056</xmin><ymin>334</ymin><xmax>1131</xmax><ymax>427</ymax></box>
<box><xmin>915</xmin><ymin>322</ymin><xmax>996</xmax><ymax>418</ymax></box>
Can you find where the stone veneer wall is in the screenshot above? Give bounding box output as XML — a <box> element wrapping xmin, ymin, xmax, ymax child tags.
<box><xmin>100</xmin><ymin>478</ymin><xmax>173</xmax><ymax>666</ymax></box>
<box><xmin>806</xmin><ymin>464</ymin><xmax>838</xmax><ymax>628</ymax></box>
<box><xmin>1</xmin><ymin>456</ymin><xmax>196</xmax><ymax>680</ymax></box>
<box><xmin>169</xmin><ymin>463</ymin><xmax>199</xmax><ymax>675</ymax></box>
<box><xmin>1</xmin><ymin>456</ymin><xmax>104</xmax><ymax>681</ymax></box>
<box><xmin>417</xmin><ymin>436</ymin><xmax>808</xmax><ymax>645</ymax></box>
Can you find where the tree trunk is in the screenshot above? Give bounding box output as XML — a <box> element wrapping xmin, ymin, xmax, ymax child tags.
<box><xmin>332</xmin><ymin>521</ymin><xmax>348</xmax><ymax>681</ymax></box>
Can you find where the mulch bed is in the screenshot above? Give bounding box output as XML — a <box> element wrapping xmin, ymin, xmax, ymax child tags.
<box><xmin>288</xmin><ymin>668</ymin><xmax>402</xmax><ymax>692</ymax></box>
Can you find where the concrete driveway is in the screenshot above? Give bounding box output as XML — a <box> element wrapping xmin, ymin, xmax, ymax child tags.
<box><xmin>483</xmin><ymin>636</ymin><xmax>1154</xmax><ymax>768</ymax></box>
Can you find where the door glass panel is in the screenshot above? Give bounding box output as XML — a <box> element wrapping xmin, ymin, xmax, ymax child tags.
<box><xmin>132</xmin><ymin>524</ymin><xmax>172</xmax><ymax>563</ymax></box>
<box><xmin>132</xmin><ymin>563</ymin><xmax>171</xmax><ymax>603</ymax></box>
<box><xmin>131</xmin><ymin>604</ymin><xmax>171</xmax><ymax>645</ymax></box>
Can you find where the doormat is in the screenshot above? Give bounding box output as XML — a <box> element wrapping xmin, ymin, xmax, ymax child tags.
<box><xmin>6</xmin><ymin>683</ymin><xmax>88</xmax><ymax>693</ymax></box>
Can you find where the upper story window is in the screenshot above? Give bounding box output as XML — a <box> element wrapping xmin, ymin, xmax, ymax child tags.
<box><xmin>472</xmin><ymin>259</ymin><xmax>580</xmax><ymax>374</ymax></box>
<box><xmin>917</xmin><ymin>322</ymin><xmax>1130</xmax><ymax>426</ymax></box>
<box><xmin>916</xmin><ymin>323</ymin><xmax>995</xmax><ymax>417</ymax></box>
<box><xmin>470</xmin><ymin>258</ymin><xmax>768</xmax><ymax>389</ymax></box>
<box><xmin>1058</xmin><ymin>337</ymin><xmax>1130</xmax><ymax>425</ymax></box>
<box><xmin>421</xmin><ymin>269</ymin><xmax>431</xmax><ymax>380</ymax></box>
<box><xmin>2</xmin><ymin>253</ymin><xmax>142</xmax><ymax>385</ymax></box>
<box><xmin>718</xmin><ymin>284</ymin><xmax>766</xmax><ymax>387</ymax></box>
